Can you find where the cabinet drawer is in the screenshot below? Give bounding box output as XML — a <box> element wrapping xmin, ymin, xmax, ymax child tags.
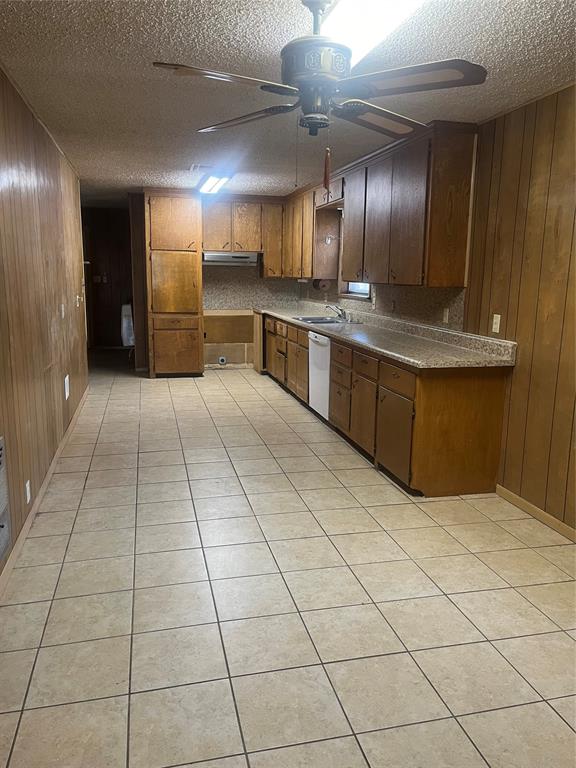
<box><xmin>330</xmin><ymin>363</ymin><xmax>352</xmax><ymax>389</ymax></box>
<box><xmin>153</xmin><ymin>316</ymin><xmax>199</xmax><ymax>330</ymax></box>
<box><xmin>265</xmin><ymin>317</ymin><xmax>275</xmax><ymax>333</ymax></box>
<box><xmin>353</xmin><ymin>351</ymin><xmax>378</xmax><ymax>381</ymax></box>
<box><xmin>287</xmin><ymin>325</ymin><xmax>299</xmax><ymax>342</ymax></box>
<box><xmin>275</xmin><ymin>321</ymin><xmax>288</xmax><ymax>337</ymax></box>
<box><xmin>331</xmin><ymin>341</ymin><xmax>352</xmax><ymax>368</ymax></box>
<box><xmin>379</xmin><ymin>362</ymin><xmax>416</xmax><ymax>400</ymax></box>
<box><xmin>297</xmin><ymin>329</ymin><xmax>309</xmax><ymax>348</ymax></box>
<box><xmin>275</xmin><ymin>338</ymin><xmax>287</xmax><ymax>355</ymax></box>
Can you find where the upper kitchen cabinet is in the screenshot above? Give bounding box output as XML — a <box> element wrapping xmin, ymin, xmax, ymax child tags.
<box><xmin>149</xmin><ymin>251</ymin><xmax>202</xmax><ymax>314</ymax></box>
<box><xmin>261</xmin><ymin>203</ymin><xmax>283</xmax><ymax>277</ymax></box>
<box><xmin>148</xmin><ymin>195</ymin><xmax>202</xmax><ymax>252</ymax></box>
<box><xmin>339</xmin><ymin>123</ymin><xmax>476</xmax><ymax>287</ymax></box>
<box><xmin>340</xmin><ymin>167</ymin><xmax>367</xmax><ymax>282</ymax></box>
<box><xmin>202</xmin><ymin>200</ymin><xmax>262</xmax><ymax>252</ymax></box>
<box><xmin>282</xmin><ymin>191</ymin><xmax>313</xmax><ymax>278</ymax></box>
<box><xmin>315</xmin><ymin>177</ymin><xmax>344</xmax><ymax>207</ymax></box>
<box><xmin>233</xmin><ymin>201</ymin><xmax>262</xmax><ymax>251</ymax></box>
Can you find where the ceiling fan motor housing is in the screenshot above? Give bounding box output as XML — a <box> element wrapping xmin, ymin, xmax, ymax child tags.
<box><xmin>281</xmin><ymin>36</ymin><xmax>351</xmax><ymax>134</ymax></box>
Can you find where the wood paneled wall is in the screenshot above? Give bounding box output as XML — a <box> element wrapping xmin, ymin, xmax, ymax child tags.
<box><xmin>465</xmin><ymin>85</ymin><xmax>575</xmax><ymax>528</ymax></box>
<box><xmin>0</xmin><ymin>68</ymin><xmax>88</xmax><ymax>571</ymax></box>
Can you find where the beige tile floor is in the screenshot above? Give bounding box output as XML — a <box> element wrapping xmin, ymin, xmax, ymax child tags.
<box><xmin>0</xmin><ymin>366</ymin><xmax>575</xmax><ymax>768</ymax></box>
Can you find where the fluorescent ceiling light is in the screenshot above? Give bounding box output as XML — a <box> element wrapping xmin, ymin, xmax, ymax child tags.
<box><xmin>322</xmin><ymin>0</ymin><xmax>427</xmax><ymax>66</ymax></box>
<box><xmin>199</xmin><ymin>175</ymin><xmax>230</xmax><ymax>194</ymax></box>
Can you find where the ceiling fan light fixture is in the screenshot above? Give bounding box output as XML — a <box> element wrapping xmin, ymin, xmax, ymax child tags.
<box><xmin>322</xmin><ymin>0</ymin><xmax>428</xmax><ymax>66</ymax></box>
<box><xmin>199</xmin><ymin>174</ymin><xmax>231</xmax><ymax>194</ymax></box>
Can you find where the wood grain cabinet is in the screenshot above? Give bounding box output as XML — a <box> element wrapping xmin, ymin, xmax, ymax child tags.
<box><xmin>340</xmin><ymin>124</ymin><xmax>476</xmax><ymax>287</ymax></box>
<box><xmin>265</xmin><ymin>318</ymin><xmax>308</xmax><ymax>401</ymax></box>
<box><xmin>262</xmin><ymin>203</ymin><xmax>283</xmax><ymax>277</ymax></box>
<box><xmin>146</xmin><ymin>192</ymin><xmax>204</xmax><ymax>376</ymax></box>
<box><xmin>148</xmin><ymin>196</ymin><xmax>201</xmax><ymax>252</ymax></box>
<box><xmin>329</xmin><ymin>380</ymin><xmax>351</xmax><ymax>433</ymax></box>
<box><xmin>375</xmin><ymin>386</ymin><xmax>414</xmax><ymax>485</ymax></box>
<box><xmin>282</xmin><ymin>193</ymin><xmax>314</xmax><ymax>278</ymax></box>
<box><xmin>202</xmin><ymin>200</ymin><xmax>262</xmax><ymax>252</ymax></box>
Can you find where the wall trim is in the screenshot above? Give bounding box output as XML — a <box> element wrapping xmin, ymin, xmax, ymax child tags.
<box><xmin>497</xmin><ymin>484</ymin><xmax>576</xmax><ymax>542</ymax></box>
<box><xmin>0</xmin><ymin>386</ymin><xmax>89</xmax><ymax>598</ymax></box>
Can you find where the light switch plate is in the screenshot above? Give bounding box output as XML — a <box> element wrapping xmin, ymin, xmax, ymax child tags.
<box><xmin>492</xmin><ymin>314</ymin><xmax>501</xmax><ymax>333</ymax></box>
<box><xmin>64</xmin><ymin>374</ymin><xmax>70</xmax><ymax>401</ymax></box>
<box><xmin>25</xmin><ymin>480</ymin><xmax>31</xmax><ymax>505</ymax></box>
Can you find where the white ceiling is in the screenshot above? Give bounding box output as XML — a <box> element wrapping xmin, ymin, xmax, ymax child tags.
<box><xmin>0</xmin><ymin>0</ymin><xmax>573</xmax><ymax>201</ymax></box>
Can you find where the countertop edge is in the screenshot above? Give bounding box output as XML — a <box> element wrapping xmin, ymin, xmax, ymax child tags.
<box><xmin>256</xmin><ymin>309</ymin><xmax>516</xmax><ymax>370</ymax></box>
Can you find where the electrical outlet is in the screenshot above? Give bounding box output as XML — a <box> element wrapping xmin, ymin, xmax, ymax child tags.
<box><xmin>64</xmin><ymin>374</ymin><xmax>70</xmax><ymax>401</ymax></box>
<box><xmin>25</xmin><ymin>480</ymin><xmax>31</xmax><ymax>504</ymax></box>
<box><xmin>60</xmin><ymin>303</ymin><xmax>65</xmax><ymax>319</ymax></box>
<box><xmin>492</xmin><ymin>314</ymin><xmax>501</xmax><ymax>334</ymax></box>
<box><xmin>443</xmin><ymin>307</ymin><xmax>450</xmax><ymax>324</ymax></box>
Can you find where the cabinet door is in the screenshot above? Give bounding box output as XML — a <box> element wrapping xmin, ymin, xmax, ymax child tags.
<box><xmin>296</xmin><ymin>344</ymin><xmax>309</xmax><ymax>402</ymax></box>
<box><xmin>203</xmin><ymin>201</ymin><xmax>232</xmax><ymax>251</ymax></box>
<box><xmin>149</xmin><ymin>196</ymin><xmax>201</xmax><ymax>252</ymax></box>
<box><xmin>350</xmin><ymin>373</ymin><xmax>377</xmax><ymax>455</ymax></box>
<box><xmin>291</xmin><ymin>197</ymin><xmax>304</xmax><ymax>277</ymax></box>
<box><xmin>150</xmin><ymin>251</ymin><xmax>202</xmax><ymax>313</ymax></box>
<box><xmin>376</xmin><ymin>385</ymin><xmax>413</xmax><ymax>484</ymax></box>
<box><xmin>286</xmin><ymin>341</ymin><xmax>298</xmax><ymax>393</ymax></box>
<box><xmin>282</xmin><ymin>201</ymin><xmax>294</xmax><ymax>277</ymax></box>
<box><xmin>389</xmin><ymin>139</ymin><xmax>428</xmax><ymax>285</ymax></box>
<box><xmin>301</xmin><ymin>192</ymin><xmax>314</xmax><ymax>278</ymax></box>
<box><xmin>363</xmin><ymin>158</ymin><xmax>392</xmax><ymax>284</ymax></box>
<box><xmin>233</xmin><ymin>202</ymin><xmax>262</xmax><ymax>251</ymax></box>
<box><xmin>262</xmin><ymin>204</ymin><xmax>283</xmax><ymax>277</ymax></box>
<box><xmin>341</xmin><ymin>168</ymin><xmax>366</xmax><ymax>282</ymax></box>
<box><xmin>329</xmin><ymin>381</ymin><xmax>351</xmax><ymax>434</ymax></box>
<box><xmin>314</xmin><ymin>208</ymin><xmax>340</xmax><ymax>279</ymax></box>
<box><xmin>266</xmin><ymin>331</ymin><xmax>276</xmax><ymax>375</ymax></box>
<box><xmin>273</xmin><ymin>349</ymin><xmax>286</xmax><ymax>385</ymax></box>
<box><xmin>154</xmin><ymin>329</ymin><xmax>202</xmax><ymax>373</ymax></box>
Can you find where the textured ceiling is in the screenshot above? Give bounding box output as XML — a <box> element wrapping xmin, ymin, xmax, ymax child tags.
<box><xmin>0</xmin><ymin>0</ymin><xmax>573</xmax><ymax>201</ymax></box>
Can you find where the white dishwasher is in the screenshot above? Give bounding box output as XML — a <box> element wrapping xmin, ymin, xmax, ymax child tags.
<box><xmin>308</xmin><ymin>331</ymin><xmax>330</xmax><ymax>419</ymax></box>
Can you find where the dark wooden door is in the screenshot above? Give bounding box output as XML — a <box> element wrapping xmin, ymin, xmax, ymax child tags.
<box><xmin>341</xmin><ymin>168</ymin><xmax>366</xmax><ymax>282</ymax></box>
<box><xmin>376</xmin><ymin>385</ymin><xmax>414</xmax><ymax>484</ymax></box>
<box><xmin>329</xmin><ymin>380</ymin><xmax>351</xmax><ymax>434</ymax></box>
<box><xmin>150</xmin><ymin>251</ymin><xmax>201</xmax><ymax>313</ymax></box>
<box><xmin>350</xmin><ymin>373</ymin><xmax>377</xmax><ymax>455</ymax></box>
<box><xmin>363</xmin><ymin>158</ymin><xmax>393</xmax><ymax>284</ymax></box>
<box><xmin>389</xmin><ymin>139</ymin><xmax>429</xmax><ymax>285</ymax></box>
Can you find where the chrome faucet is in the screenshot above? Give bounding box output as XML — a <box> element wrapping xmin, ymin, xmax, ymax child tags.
<box><xmin>326</xmin><ymin>304</ymin><xmax>346</xmax><ymax>321</ymax></box>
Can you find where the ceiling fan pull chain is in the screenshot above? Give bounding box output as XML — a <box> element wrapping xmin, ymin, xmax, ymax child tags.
<box><xmin>294</xmin><ymin>113</ymin><xmax>300</xmax><ymax>189</ymax></box>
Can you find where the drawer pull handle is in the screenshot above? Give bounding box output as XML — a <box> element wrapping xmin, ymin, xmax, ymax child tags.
<box><xmin>392</xmin><ymin>372</ymin><xmax>400</xmax><ymax>378</ymax></box>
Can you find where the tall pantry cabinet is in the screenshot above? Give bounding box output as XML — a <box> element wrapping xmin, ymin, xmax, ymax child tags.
<box><xmin>145</xmin><ymin>193</ymin><xmax>204</xmax><ymax>376</ymax></box>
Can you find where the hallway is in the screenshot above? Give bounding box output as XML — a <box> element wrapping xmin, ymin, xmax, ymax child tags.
<box><xmin>0</xmin><ymin>367</ymin><xmax>574</xmax><ymax>768</ymax></box>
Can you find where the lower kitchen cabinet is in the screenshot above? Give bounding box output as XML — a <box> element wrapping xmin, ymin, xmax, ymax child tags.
<box><xmin>329</xmin><ymin>380</ymin><xmax>351</xmax><ymax>433</ymax></box>
<box><xmin>350</xmin><ymin>373</ymin><xmax>377</xmax><ymax>454</ymax></box>
<box><xmin>265</xmin><ymin>320</ymin><xmax>308</xmax><ymax>403</ymax></box>
<box><xmin>153</xmin><ymin>326</ymin><xmax>203</xmax><ymax>374</ymax></box>
<box><xmin>286</xmin><ymin>340</ymin><xmax>299</xmax><ymax>392</ymax></box>
<box><xmin>375</xmin><ymin>386</ymin><xmax>414</xmax><ymax>485</ymax></box>
<box><xmin>296</xmin><ymin>344</ymin><xmax>309</xmax><ymax>402</ymax></box>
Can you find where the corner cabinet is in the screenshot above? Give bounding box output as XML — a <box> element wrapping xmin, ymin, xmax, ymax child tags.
<box><xmin>340</xmin><ymin>124</ymin><xmax>476</xmax><ymax>287</ymax></box>
<box><xmin>146</xmin><ymin>193</ymin><xmax>204</xmax><ymax>376</ymax></box>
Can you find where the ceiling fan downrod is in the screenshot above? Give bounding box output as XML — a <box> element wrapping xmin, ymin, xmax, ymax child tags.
<box><xmin>302</xmin><ymin>0</ymin><xmax>333</xmax><ymax>35</ymax></box>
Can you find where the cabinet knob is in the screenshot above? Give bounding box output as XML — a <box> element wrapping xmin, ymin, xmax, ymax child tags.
<box><xmin>390</xmin><ymin>269</ymin><xmax>397</xmax><ymax>281</ymax></box>
<box><xmin>392</xmin><ymin>372</ymin><xmax>400</xmax><ymax>379</ymax></box>
<box><xmin>380</xmin><ymin>393</ymin><xmax>386</xmax><ymax>402</ymax></box>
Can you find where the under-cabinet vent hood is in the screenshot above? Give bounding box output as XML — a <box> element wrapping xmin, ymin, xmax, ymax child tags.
<box><xmin>203</xmin><ymin>252</ymin><xmax>259</xmax><ymax>266</ymax></box>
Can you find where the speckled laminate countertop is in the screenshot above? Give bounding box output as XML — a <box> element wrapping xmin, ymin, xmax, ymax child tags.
<box><xmin>256</xmin><ymin>308</ymin><xmax>516</xmax><ymax>370</ymax></box>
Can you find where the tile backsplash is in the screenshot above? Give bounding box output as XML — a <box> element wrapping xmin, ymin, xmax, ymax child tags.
<box><xmin>203</xmin><ymin>265</ymin><xmax>465</xmax><ymax>330</ymax></box>
<box><xmin>299</xmin><ymin>280</ymin><xmax>465</xmax><ymax>330</ymax></box>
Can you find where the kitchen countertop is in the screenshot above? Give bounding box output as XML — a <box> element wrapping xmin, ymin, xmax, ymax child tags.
<box><xmin>256</xmin><ymin>308</ymin><xmax>516</xmax><ymax>370</ymax></box>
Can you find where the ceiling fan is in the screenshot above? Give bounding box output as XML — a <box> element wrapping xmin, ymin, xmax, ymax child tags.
<box><xmin>153</xmin><ymin>0</ymin><xmax>487</xmax><ymax>139</ymax></box>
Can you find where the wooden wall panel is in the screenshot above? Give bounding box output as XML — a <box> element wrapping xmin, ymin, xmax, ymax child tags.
<box><xmin>0</xmin><ymin>67</ymin><xmax>87</xmax><ymax>571</ymax></box>
<box><xmin>465</xmin><ymin>85</ymin><xmax>575</xmax><ymax>527</ymax></box>
<box><xmin>129</xmin><ymin>193</ymin><xmax>148</xmax><ymax>370</ymax></box>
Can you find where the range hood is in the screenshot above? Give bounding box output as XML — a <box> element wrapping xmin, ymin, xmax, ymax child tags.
<box><xmin>203</xmin><ymin>251</ymin><xmax>260</xmax><ymax>266</ymax></box>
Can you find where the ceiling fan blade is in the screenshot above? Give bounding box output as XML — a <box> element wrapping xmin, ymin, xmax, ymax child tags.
<box><xmin>198</xmin><ymin>103</ymin><xmax>300</xmax><ymax>133</ymax></box>
<box><xmin>337</xmin><ymin>59</ymin><xmax>487</xmax><ymax>99</ymax></box>
<box><xmin>153</xmin><ymin>61</ymin><xmax>298</xmax><ymax>97</ymax></box>
<box><xmin>332</xmin><ymin>100</ymin><xmax>425</xmax><ymax>138</ymax></box>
